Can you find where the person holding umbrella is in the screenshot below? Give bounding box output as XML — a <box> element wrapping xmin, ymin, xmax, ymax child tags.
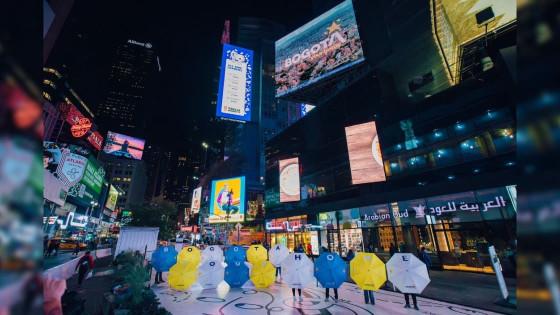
<box><xmin>288</xmin><ymin>245</ymin><xmax>307</xmax><ymax>302</ymax></box>
<box><xmin>321</xmin><ymin>247</ymin><xmax>340</xmax><ymax>302</ymax></box>
<box><xmin>386</xmin><ymin>253</ymin><xmax>431</xmax><ymax>311</ymax></box>
<box><xmin>362</xmin><ymin>247</ymin><xmax>375</xmax><ymax>305</ymax></box>
<box><xmin>314</xmin><ymin>248</ymin><xmax>346</xmax><ymax>304</ymax></box>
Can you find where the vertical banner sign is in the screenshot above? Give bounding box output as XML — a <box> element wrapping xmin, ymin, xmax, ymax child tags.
<box><xmin>216</xmin><ymin>44</ymin><xmax>253</xmax><ymax>122</ymax></box>
<box><xmin>191</xmin><ymin>187</ymin><xmax>202</xmax><ymax>214</ymax></box>
<box><xmin>279</xmin><ymin>157</ymin><xmax>300</xmax><ymax>202</ymax></box>
<box><xmin>345</xmin><ymin>121</ymin><xmax>386</xmax><ymax>184</ymax></box>
<box><xmin>105</xmin><ymin>185</ymin><xmax>119</xmax><ymax>211</ymax></box>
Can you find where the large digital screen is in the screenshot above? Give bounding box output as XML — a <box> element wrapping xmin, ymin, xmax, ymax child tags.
<box><xmin>216</xmin><ymin>44</ymin><xmax>253</xmax><ymax>122</ymax></box>
<box><xmin>345</xmin><ymin>121</ymin><xmax>386</xmax><ymax>184</ymax></box>
<box><xmin>209</xmin><ymin>176</ymin><xmax>246</xmax><ymax>223</ymax></box>
<box><xmin>103</xmin><ymin>131</ymin><xmax>145</xmax><ymax>160</ymax></box>
<box><xmin>275</xmin><ymin>0</ymin><xmax>364</xmax><ymax>97</ymax></box>
<box><xmin>191</xmin><ymin>186</ymin><xmax>202</xmax><ymax>214</ymax></box>
<box><xmin>279</xmin><ymin>157</ymin><xmax>300</xmax><ymax>202</ymax></box>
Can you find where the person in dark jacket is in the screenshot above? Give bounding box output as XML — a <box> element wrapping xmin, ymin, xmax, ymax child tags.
<box><xmin>346</xmin><ymin>249</ymin><xmax>355</xmax><ymax>261</ymax></box>
<box><xmin>419</xmin><ymin>247</ymin><xmax>432</xmax><ymax>272</ymax></box>
<box><xmin>72</xmin><ymin>241</ymin><xmax>80</xmax><ymax>256</ymax></box>
<box><xmin>75</xmin><ymin>251</ymin><xmax>94</xmax><ymax>287</ymax></box>
<box><xmin>389</xmin><ymin>243</ymin><xmax>397</xmax><ymax>257</ymax></box>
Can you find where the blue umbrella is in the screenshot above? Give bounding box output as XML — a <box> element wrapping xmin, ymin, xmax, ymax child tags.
<box><xmin>225</xmin><ymin>245</ymin><xmax>246</xmax><ymax>263</ymax></box>
<box><xmin>224</xmin><ymin>260</ymin><xmax>249</xmax><ymax>288</ymax></box>
<box><xmin>151</xmin><ymin>246</ymin><xmax>178</xmax><ymax>272</ymax></box>
<box><xmin>314</xmin><ymin>252</ymin><xmax>347</xmax><ymax>288</ymax></box>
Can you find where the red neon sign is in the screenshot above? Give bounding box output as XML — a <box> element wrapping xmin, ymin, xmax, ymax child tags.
<box><xmin>70</xmin><ymin>117</ymin><xmax>92</xmax><ymax>138</ymax></box>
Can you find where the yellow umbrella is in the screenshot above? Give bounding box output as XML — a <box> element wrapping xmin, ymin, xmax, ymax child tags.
<box><xmin>250</xmin><ymin>261</ymin><xmax>276</xmax><ymax>288</ymax></box>
<box><xmin>246</xmin><ymin>245</ymin><xmax>267</xmax><ymax>264</ymax></box>
<box><xmin>177</xmin><ymin>246</ymin><xmax>201</xmax><ymax>268</ymax></box>
<box><xmin>168</xmin><ymin>263</ymin><xmax>198</xmax><ymax>291</ymax></box>
<box><xmin>349</xmin><ymin>252</ymin><xmax>387</xmax><ymax>290</ymax></box>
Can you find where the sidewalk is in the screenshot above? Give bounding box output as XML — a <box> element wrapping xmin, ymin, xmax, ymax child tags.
<box><xmin>405</xmin><ymin>270</ymin><xmax>516</xmax><ymax>314</ymax></box>
<box><xmin>64</xmin><ymin>256</ymin><xmax>115</xmax><ymax>315</ymax></box>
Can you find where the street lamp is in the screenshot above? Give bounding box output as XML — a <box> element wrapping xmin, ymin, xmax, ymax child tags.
<box><xmin>201</xmin><ymin>142</ymin><xmax>209</xmax><ymax>169</ymax></box>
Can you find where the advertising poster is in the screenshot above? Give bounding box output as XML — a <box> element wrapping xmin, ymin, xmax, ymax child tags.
<box><xmin>67</xmin><ymin>155</ymin><xmax>106</xmax><ymax>204</ymax></box>
<box><xmin>60</xmin><ymin>103</ymin><xmax>104</xmax><ymax>150</ymax></box>
<box><xmin>279</xmin><ymin>157</ymin><xmax>300</xmax><ymax>202</ymax></box>
<box><xmin>55</xmin><ymin>150</ymin><xmax>88</xmax><ymax>187</ymax></box>
<box><xmin>191</xmin><ymin>186</ymin><xmax>202</xmax><ymax>214</ymax></box>
<box><xmin>209</xmin><ymin>176</ymin><xmax>246</xmax><ymax>223</ymax></box>
<box><xmin>216</xmin><ymin>44</ymin><xmax>253</xmax><ymax>122</ymax></box>
<box><xmin>103</xmin><ymin>131</ymin><xmax>145</xmax><ymax>160</ymax></box>
<box><xmin>275</xmin><ymin>0</ymin><xmax>364</xmax><ymax>96</ymax></box>
<box><xmin>105</xmin><ymin>184</ymin><xmax>119</xmax><ymax>211</ymax></box>
<box><xmin>345</xmin><ymin>121</ymin><xmax>386</xmax><ymax>184</ymax></box>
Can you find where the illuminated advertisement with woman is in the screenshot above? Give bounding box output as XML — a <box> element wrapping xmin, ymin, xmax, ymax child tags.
<box><xmin>209</xmin><ymin>176</ymin><xmax>246</xmax><ymax>223</ymax></box>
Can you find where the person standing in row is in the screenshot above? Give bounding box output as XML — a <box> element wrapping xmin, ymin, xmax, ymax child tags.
<box><xmin>404</xmin><ymin>293</ymin><xmax>419</xmax><ymax>310</ymax></box>
<box><xmin>323</xmin><ymin>247</ymin><xmax>339</xmax><ymax>303</ymax></box>
<box><xmin>291</xmin><ymin>244</ymin><xmax>304</xmax><ymax>302</ymax></box>
<box><xmin>362</xmin><ymin>247</ymin><xmax>375</xmax><ymax>305</ymax></box>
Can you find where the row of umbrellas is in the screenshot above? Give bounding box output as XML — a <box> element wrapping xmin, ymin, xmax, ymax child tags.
<box><xmin>152</xmin><ymin>244</ymin><xmax>430</xmax><ymax>294</ymax></box>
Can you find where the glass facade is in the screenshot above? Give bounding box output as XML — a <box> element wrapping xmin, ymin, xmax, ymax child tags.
<box><xmin>314</xmin><ymin>186</ymin><xmax>516</xmax><ymax>275</ymax></box>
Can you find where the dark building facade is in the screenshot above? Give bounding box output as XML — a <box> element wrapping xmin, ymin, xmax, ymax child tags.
<box><xmin>96</xmin><ymin>39</ymin><xmax>158</xmax><ymax>134</ymax></box>
<box><xmin>264</xmin><ymin>0</ymin><xmax>516</xmax><ymax>276</ymax></box>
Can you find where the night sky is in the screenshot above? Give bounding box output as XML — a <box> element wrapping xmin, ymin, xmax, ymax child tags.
<box><xmin>47</xmin><ymin>0</ymin><xmax>314</xmax><ymax>150</ymax></box>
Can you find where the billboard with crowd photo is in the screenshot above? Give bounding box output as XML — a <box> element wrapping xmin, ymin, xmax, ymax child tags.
<box><xmin>275</xmin><ymin>0</ymin><xmax>364</xmax><ymax>97</ymax></box>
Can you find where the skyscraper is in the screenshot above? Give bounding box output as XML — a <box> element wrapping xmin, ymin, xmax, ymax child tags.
<box><xmin>223</xmin><ymin>17</ymin><xmax>295</xmax><ymax>192</ymax></box>
<box><xmin>96</xmin><ymin>39</ymin><xmax>158</xmax><ymax>134</ymax></box>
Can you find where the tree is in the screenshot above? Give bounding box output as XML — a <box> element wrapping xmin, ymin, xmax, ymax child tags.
<box><xmin>128</xmin><ymin>200</ymin><xmax>178</xmax><ymax>241</ymax></box>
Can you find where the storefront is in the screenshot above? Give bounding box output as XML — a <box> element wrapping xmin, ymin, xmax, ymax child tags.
<box><xmin>265</xmin><ymin>215</ymin><xmax>320</xmax><ymax>255</ymax></box>
<box><xmin>316</xmin><ymin>186</ymin><xmax>516</xmax><ymax>275</ymax></box>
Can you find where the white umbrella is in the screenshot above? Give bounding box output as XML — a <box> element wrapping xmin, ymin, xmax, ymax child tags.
<box><xmin>281</xmin><ymin>253</ymin><xmax>314</xmax><ymax>289</ymax></box>
<box><xmin>268</xmin><ymin>244</ymin><xmax>289</xmax><ymax>267</ymax></box>
<box><xmin>198</xmin><ymin>259</ymin><xmax>226</xmax><ymax>289</ymax></box>
<box><xmin>386</xmin><ymin>253</ymin><xmax>430</xmax><ymax>294</ymax></box>
<box><xmin>202</xmin><ymin>245</ymin><xmax>224</xmax><ymax>263</ymax></box>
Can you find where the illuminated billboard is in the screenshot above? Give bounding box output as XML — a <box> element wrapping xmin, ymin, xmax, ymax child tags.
<box><xmin>216</xmin><ymin>44</ymin><xmax>253</xmax><ymax>122</ymax></box>
<box><xmin>300</xmin><ymin>104</ymin><xmax>316</xmax><ymax>117</ymax></box>
<box><xmin>103</xmin><ymin>131</ymin><xmax>145</xmax><ymax>160</ymax></box>
<box><xmin>61</xmin><ymin>103</ymin><xmax>104</xmax><ymax>150</ymax></box>
<box><xmin>209</xmin><ymin>176</ymin><xmax>245</xmax><ymax>223</ymax></box>
<box><xmin>279</xmin><ymin>157</ymin><xmax>300</xmax><ymax>202</ymax></box>
<box><xmin>275</xmin><ymin>0</ymin><xmax>364</xmax><ymax>97</ymax></box>
<box><xmin>345</xmin><ymin>121</ymin><xmax>386</xmax><ymax>184</ymax></box>
<box><xmin>105</xmin><ymin>185</ymin><xmax>119</xmax><ymax>211</ymax></box>
<box><xmin>191</xmin><ymin>186</ymin><xmax>202</xmax><ymax>214</ymax></box>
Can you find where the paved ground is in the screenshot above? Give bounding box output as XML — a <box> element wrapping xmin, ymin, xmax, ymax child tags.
<box><xmin>64</xmin><ymin>256</ymin><xmax>115</xmax><ymax>315</ymax></box>
<box><xmin>153</xmin><ymin>277</ymin><xmax>506</xmax><ymax>315</ymax></box>
<box><xmin>420</xmin><ymin>270</ymin><xmax>516</xmax><ymax>314</ymax></box>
